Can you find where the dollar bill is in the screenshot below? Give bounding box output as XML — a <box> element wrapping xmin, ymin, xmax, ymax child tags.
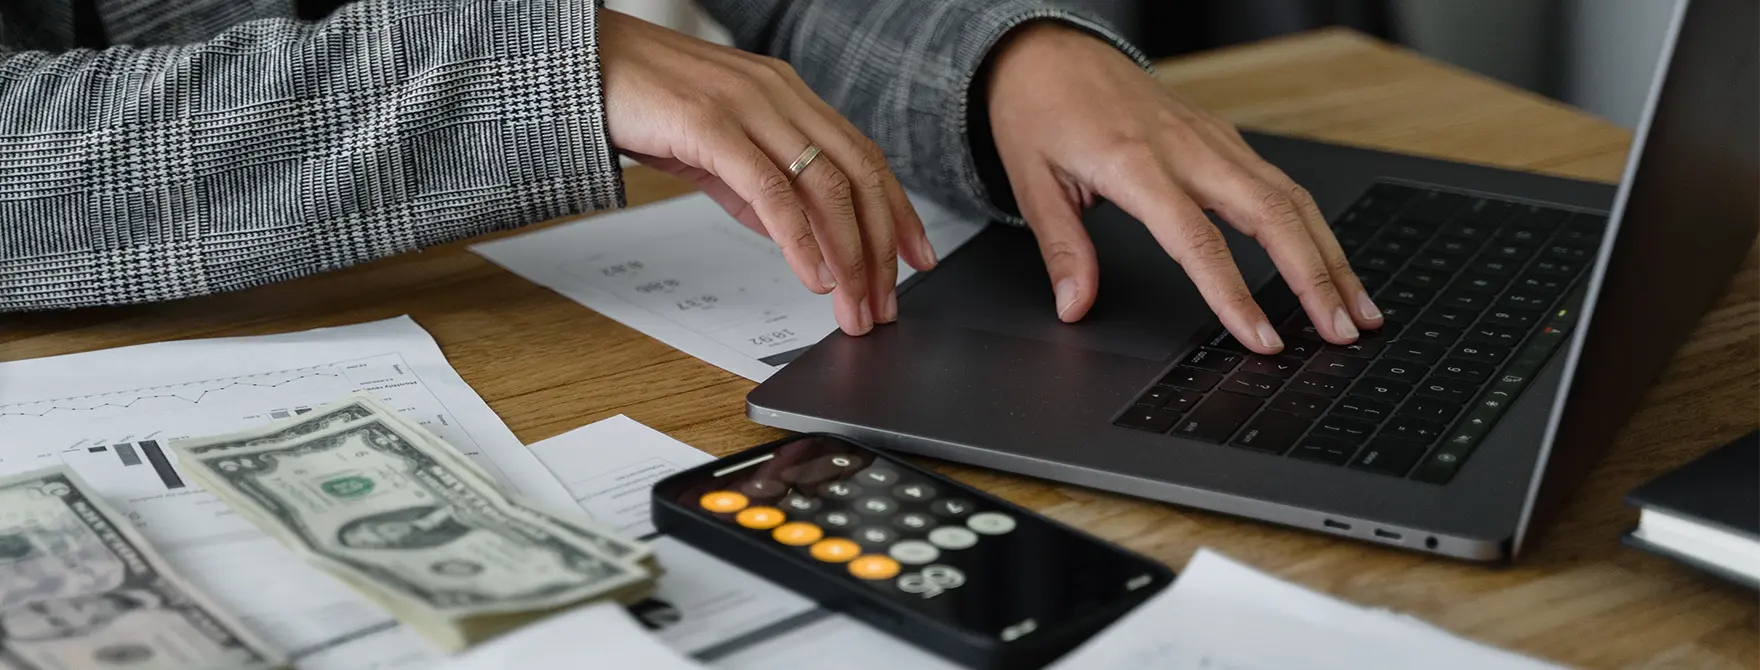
<box><xmin>172</xmin><ymin>406</ymin><xmax>655</xmax><ymax>652</ymax></box>
<box><xmin>178</xmin><ymin>399</ymin><xmax>378</xmax><ymax>455</ymax></box>
<box><xmin>0</xmin><ymin>467</ymin><xmax>284</xmax><ymax>670</ymax></box>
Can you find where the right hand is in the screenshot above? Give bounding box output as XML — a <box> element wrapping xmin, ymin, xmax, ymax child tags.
<box><xmin>597</xmin><ymin>9</ymin><xmax>937</xmax><ymax>336</ymax></box>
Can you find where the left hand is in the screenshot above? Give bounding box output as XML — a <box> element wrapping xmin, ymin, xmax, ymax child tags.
<box><xmin>984</xmin><ymin>23</ymin><xmax>1383</xmax><ymax>354</ymax></box>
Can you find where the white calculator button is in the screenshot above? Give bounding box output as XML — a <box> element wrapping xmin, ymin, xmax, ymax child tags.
<box><xmin>817</xmin><ymin>511</ymin><xmax>855</xmax><ymax>528</ymax></box>
<box><xmin>896</xmin><ymin>573</ymin><xmax>933</xmax><ymax>594</ymax></box>
<box><xmin>921</xmin><ymin>564</ymin><xmax>966</xmax><ymax>589</ymax></box>
<box><xmin>967</xmin><ymin>512</ymin><xmax>1017</xmax><ymax>535</ymax></box>
<box><xmin>927</xmin><ymin>526</ymin><xmax>977</xmax><ymax>550</ymax></box>
<box><xmin>888</xmin><ymin>540</ymin><xmax>940</xmax><ymax>565</ymax></box>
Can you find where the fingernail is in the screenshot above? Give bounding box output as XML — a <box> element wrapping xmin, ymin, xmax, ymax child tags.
<box><xmin>881</xmin><ymin>291</ymin><xmax>899</xmax><ymax>323</ymax></box>
<box><xmin>817</xmin><ymin>263</ymin><xmax>837</xmax><ymax>291</ymax></box>
<box><xmin>1256</xmin><ymin>321</ymin><xmax>1283</xmax><ymax>350</ymax></box>
<box><xmin>859</xmin><ymin>301</ymin><xmax>874</xmax><ymax>333</ymax></box>
<box><xmin>1055</xmin><ymin>279</ymin><xmax>1079</xmax><ymax>319</ymax></box>
<box><xmin>1355</xmin><ymin>291</ymin><xmax>1382</xmax><ymax>321</ymax></box>
<box><xmin>919</xmin><ymin>237</ymin><xmax>938</xmax><ymax>268</ymax></box>
<box><xmin>1332</xmin><ymin>306</ymin><xmax>1359</xmax><ymax>340</ymax></box>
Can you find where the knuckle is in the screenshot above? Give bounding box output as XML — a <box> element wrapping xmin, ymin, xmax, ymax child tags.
<box><xmin>1179</xmin><ymin>223</ymin><xmax>1231</xmax><ymax>263</ymax></box>
<box><xmin>816</xmin><ymin>168</ymin><xmax>855</xmax><ymax>205</ymax></box>
<box><xmin>759</xmin><ymin>55</ymin><xmax>798</xmax><ymax>80</ymax></box>
<box><xmin>1302</xmin><ymin>264</ymin><xmax>1337</xmax><ymax>294</ymax></box>
<box><xmin>1100</xmin><ymin>140</ymin><xmax>1156</xmax><ymax>178</ymax></box>
<box><xmin>853</xmin><ymin>146</ymin><xmax>891</xmax><ymax>193</ymax></box>
<box><xmin>1254</xmin><ymin>183</ymin><xmax>1301</xmax><ymax>229</ymax></box>
<box><xmin>842</xmin><ymin>252</ymin><xmax>869</xmax><ymax>280</ymax></box>
<box><xmin>757</xmin><ymin>169</ymin><xmax>796</xmax><ymax>205</ymax></box>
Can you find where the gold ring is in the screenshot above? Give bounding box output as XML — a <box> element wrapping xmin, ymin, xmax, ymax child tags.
<box><xmin>786</xmin><ymin>144</ymin><xmax>822</xmax><ymax>182</ymax></box>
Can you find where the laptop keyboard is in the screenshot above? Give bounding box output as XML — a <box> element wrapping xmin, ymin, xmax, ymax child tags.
<box><xmin>1114</xmin><ymin>182</ymin><xmax>1605</xmax><ymax>485</ymax></box>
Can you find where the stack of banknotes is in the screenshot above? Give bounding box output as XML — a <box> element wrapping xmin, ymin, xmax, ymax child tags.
<box><xmin>169</xmin><ymin>394</ymin><xmax>659</xmax><ymax>652</ymax></box>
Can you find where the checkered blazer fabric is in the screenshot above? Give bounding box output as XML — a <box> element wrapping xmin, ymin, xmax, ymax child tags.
<box><xmin>0</xmin><ymin>0</ymin><xmax>1145</xmax><ymax>311</ymax></box>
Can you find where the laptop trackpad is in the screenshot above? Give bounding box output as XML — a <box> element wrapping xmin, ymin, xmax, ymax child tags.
<box><xmin>901</xmin><ymin>203</ymin><xmax>1279</xmax><ymax>362</ymax></box>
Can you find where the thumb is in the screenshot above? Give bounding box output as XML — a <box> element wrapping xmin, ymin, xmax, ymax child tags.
<box><xmin>1013</xmin><ymin>161</ymin><xmax>1100</xmax><ymax>322</ymax></box>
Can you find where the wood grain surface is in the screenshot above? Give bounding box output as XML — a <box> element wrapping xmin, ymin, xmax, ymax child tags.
<box><xmin>2</xmin><ymin>29</ymin><xmax>1755</xmax><ymax>669</ymax></box>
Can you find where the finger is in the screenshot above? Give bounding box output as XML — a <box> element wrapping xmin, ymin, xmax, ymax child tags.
<box><xmin>1094</xmin><ymin>155</ymin><xmax>1282</xmax><ymax>354</ymax></box>
<box><xmin>1236</xmin><ymin>154</ymin><xmax>1383</xmax><ymax>329</ymax></box>
<box><xmin>741</xmin><ymin>112</ymin><xmax>873</xmax><ymax>336</ymax></box>
<box><xmin>1186</xmin><ymin>156</ymin><xmax>1359</xmax><ymax>344</ymax></box>
<box><xmin>784</xmin><ymin>105</ymin><xmax>904</xmax><ymax>323</ymax></box>
<box><xmin>1014</xmin><ymin>160</ymin><xmax>1099</xmax><ymax>322</ymax></box>
<box><xmin>683</xmin><ymin>133</ymin><xmax>834</xmax><ymax>301</ymax></box>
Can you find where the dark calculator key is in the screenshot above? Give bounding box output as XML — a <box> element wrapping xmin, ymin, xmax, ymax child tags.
<box><xmin>1164</xmin><ymin>389</ymin><xmax>1205</xmax><ymax>413</ymax></box>
<box><xmin>1433</xmin><ymin>358</ymin><xmax>1494</xmax><ymax>383</ymax></box>
<box><xmin>1182</xmin><ymin>348</ymin><xmax>1244</xmax><ymax>372</ymax></box>
<box><xmin>1410</xmin><ymin>253</ymin><xmax>1461</xmax><ymax>273</ymax></box>
<box><xmin>1413</xmin><ymin>376</ymin><xmax>1476</xmax><ymax>404</ymax></box>
<box><xmin>929</xmin><ymin>499</ymin><xmax>974</xmax><ymax>518</ymax></box>
<box><xmin>1290</xmin><ymin>437</ymin><xmax>1360</xmax><ymax>465</ymax></box>
<box><xmin>1289</xmin><ymin>372</ymin><xmax>1349</xmax><ymax>398</ymax></box>
<box><xmin>1241</xmin><ymin>355</ymin><xmax>1305</xmax><ymax>379</ymax></box>
<box><xmin>1453</xmin><ymin>271</ymin><xmax>1508</xmax><ymax>294</ymax></box>
<box><xmin>1115</xmin><ymin>405</ymin><xmax>1182</xmax><ymax>433</ymax></box>
<box><xmin>1350</xmin><ymin>377</ymin><xmax>1412</xmax><ymax>404</ymax></box>
<box><xmin>893</xmin><ymin>483</ymin><xmax>937</xmax><ymax>501</ymax></box>
<box><xmin>1471</xmin><ymin>258</ymin><xmax>1522</xmax><ymax>277</ymax></box>
<box><xmin>1417</xmin><ymin>306</ymin><xmax>1475</xmax><ymax>328</ymax></box>
<box><xmin>1393</xmin><ymin>268</ymin><xmax>1449</xmax><ymax>290</ymax></box>
<box><xmin>1326</xmin><ymin>337</ymin><xmax>1386</xmax><ymax>359</ymax></box>
<box><xmin>1530</xmin><ymin>259</ymin><xmax>1580</xmax><ymax>277</ymax></box>
<box><xmin>1350</xmin><ymin>438</ymin><xmax>1429</xmax><ymax>476</ymax></box>
<box><xmin>1284</xmin><ymin>338</ymin><xmax>1325</xmax><ymax>359</ymax></box>
<box><xmin>1377</xmin><ymin>285</ymin><xmax>1434</xmax><ymax>307</ymax></box>
<box><xmin>1468</xmin><ymin>324</ymin><xmax>1524</xmax><ymax>346</ymax></box>
<box><xmin>1162</xmin><ymin>367</ymin><xmax>1224</xmax><ymax>391</ymax></box>
<box><xmin>1441</xmin><ymin>220</ymin><xmax>1495</xmax><ymax>241</ymax></box>
<box><xmin>1353</xmin><ymin>251</ymin><xmax>1405</xmax><ymax>273</ymax></box>
<box><xmin>1385</xmin><ymin>340</ymin><xmax>1446</xmax><ymax>364</ymax></box>
<box><xmin>1482</xmin><ymin>308</ymin><xmax>1541</xmax><ymax>329</ymax></box>
<box><xmin>1366</xmin><ymin>359</ymin><xmax>1426</xmax><ymax>384</ymax></box>
<box><xmin>1401</xmin><ymin>396</ymin><xmax>1462</xmax><ymax>422</ymax></box>
<box><xmin>1333</xmin><ymin>396</ymin><xmax>1395</xmax><ymax>424</ymax></box>
<box><xmin>1383</xmin><ymin>416</ymin><xmax>1446</xmax><ymax>444</ymax></box>
<box><xmin>1172</xmin><ymin>392</ymin><xmax>1263</xmax><ymax>443</ymax></box>
<box><xmin>1269</xmin><ymin>391</ymin><xmax>1330</xmax><ymax>419</ymax></box>
<box><xmin>1406</xmin><ymin>324</ymin><xmax>1461</xmax><ymax>347</ymax></box>
<box><xmin>1220</xmin><ymin>372</ymin><xmax>1284</xmax><ymax>398</ymax></box>
<box><xmin>1386</xmin><ymin>222</ymin><xmax>1438</xmax><ymax>241</ymax></box>
<box><xmin>1497</xmin><ymin>227</ymin><xmax>1543</xmax><ymax>244</ymax></box>
<box><xmin>1542</xmin><ymin>244</ymin><xmax>1593</xmax><ymax>262</ymax></box>
<box><xmin>1232</xmin><ymin>411</ymin><xmax>1311</xmax><ymax>454</ymax></box>
<box><xmin>1370</xmin><ymin>238</ymin><xmax>1423</xmax><ymax>256</ymax></box>
<box><xmin>1498</xmin><ymin>291</ymin><xmax>1550</xmax><ymax>311</ymax></box>
<box><xmin>894</xmin><ymin>512</ymin><xmax>935</xmax><ymax>531</ymax></box>
<box><xmin>1312</xmin><ymin>416</ymin><xmax>1378</xmax><ymax>443</ymax></box>
<box><xmin>1305</xmin><ymin>352</ymin><xmax>1368</xmax><ymax>378</ymax></box>
<box><xmin>1453</xmin><ymin>340</ymin><xmax>1508</xmax><ymax>364</ymax></box>
<box><xmin>1423</xmin><ymin>235</ymin><xmax>1476</xmax><ymax>258</ymax></box>
<box><xmin>1137</xmin><ymin>385</ymin><xmax>1180</xmax><ymax>407</ymax></box>
<box><xmin>1355</xmin><ymin>269</ymin><xmax>1390</xmax><ymax>292</ymax></box>
<box><xmin>1434</xmin><ymin>290</ymin><xmax>1492</xmax><ymax>312</ymax></box>
<box><xmin>1513</xmin><ymin>273</ymin><xmax>1569</xmax><ymax>297</ymax></box>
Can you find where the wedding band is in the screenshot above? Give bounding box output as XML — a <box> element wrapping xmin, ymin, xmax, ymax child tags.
<box><xmin>786</xmin><ymin>144</ymin><xmax>822</xmax><ymax>182</ymax></box>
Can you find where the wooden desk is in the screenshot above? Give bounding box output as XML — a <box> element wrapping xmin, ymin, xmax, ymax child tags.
<box><xmin>3</xmin><ymin>29</ymin><xmax>1755</xmax><ymax>669</ymax></box>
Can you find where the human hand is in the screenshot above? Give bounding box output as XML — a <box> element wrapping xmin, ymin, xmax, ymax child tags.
<box><xmin>598</xmin><ymin>9</ymin><xmax>936</xmax><ymax>336</ymax></box>
<box><xmin>984</xmin><ymin>23</ymin><xmax>1382</xmax><ymax>353</ymax></box>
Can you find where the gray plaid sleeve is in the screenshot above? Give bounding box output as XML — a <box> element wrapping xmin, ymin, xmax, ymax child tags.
<box><xmin>0</xmin><ymin>0</ymin><xmax>622</xmax><ymax>311</ymax></box>
<box><xmin>698</xmin><ymin>0</ymin><xmax>1150</xmax><ymax>224</ymax></box>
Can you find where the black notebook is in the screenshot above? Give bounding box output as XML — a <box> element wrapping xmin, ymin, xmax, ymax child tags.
<box><xmin>1623</xmin><ymin>430</ymin><xmax>1760</xmax><ymax>589</ymax></box>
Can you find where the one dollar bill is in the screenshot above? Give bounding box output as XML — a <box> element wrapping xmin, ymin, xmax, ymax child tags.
<box><xmin>171</xmin><ymin>395</ymin><xmax>655</xmax><ymax>652</ymax></box>
<box><xmin>0</xmin><ymin>467</ymin><xmax>284</xmax><ymax>670</ymax></box>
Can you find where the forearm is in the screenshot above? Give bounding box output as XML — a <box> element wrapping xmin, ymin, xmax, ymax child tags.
<box><xmin>0</xmin><ymin>0</ymin><xmax>621</xmax><ymax>312</ymax></box>
<box><xmin>699</xmin><ymin>0</ymin><xmax>1149</xmax><ymax>222</ymax></box>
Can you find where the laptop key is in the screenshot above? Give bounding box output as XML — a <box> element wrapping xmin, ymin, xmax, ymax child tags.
<box><xmin>1413</xmin><ymin>376</ymin><xmax>1476</xmax><ymax>404</ymax></box>
<box><xmin>1241</xmin><ymin>355</ymin><xmax>1305</xmax><ymax>379</ymax></box>
<box><xmin>1513</xmin><ymin>272</ymin><xmax>1570</xmax><ymax>297</ymax></box>
<box><xmin>1164</xmin><ymin>389</ymin><xmax>1205</xmax><ymax>413</ymax></box>
<box><xmin>1402</xmin><ymin>191</ymin><xmax>1465</xmax><ymax>224</ymax></box>
<box><xmin>1497</xmin><ymin>227</ymin><xmax>1543</xmax><ymax>245</ymax></box>
<box><xmin>1434</xmin><ymin>290</ymin><xmax>1492</xmax><ymax>312</ymax></box>
<box><xmin>1333</xmin><ymin>396</ymin><xmax>1395</xmax><ymax>424</ymax></box>
<box><xmin>1312</xmin><ymin>416</ymin><xmax>1378</xmax><ymax>443</ymax></box>
<box><xmin>1422</xmin><ymin>235</ymin><xmax>1475</xmax><ymax>258</ymax></box>
<box><xmin>1417</xmin><ymin>306</ymin><xmax>1475</xmax><ymax>328</ymax></box>
<box><xmin>1366</xmin><ymin>359</ymin><xmax>1426</xmax><ymax>384</ymax></box>
<box><xmin>1482</xmin><ymin>308</ymin><xmax>1541</xmax><ymax>329</ymax></box>
<box><xmin>1306</xmin><ymin>352</ymin><xmax>1367</xmax><ymax>377</ymax></box>
<box><xmin>1401</xmin><ymin>396</ymin><xmax>1462</xmax><ymax>422</ymax></box>
<box><xmin>1378</xmin><ymin>285</ymin><xmax>1434</xmax><ymax>307</ymax></box>
<box><xmin>1441</xmin><ymin>220</ymin><xmax>1495</xmax><ymax>241</ymax></box>
<box><xmin>1410</xmin><ymin>253</ymin><xmax>1462</xmax><ymax>273</ymax></box>
<box><xmin>1393</xmin><ymin>268</ymin><xmax>1449</xmax><ymax>290</ymax></box>
<box><xmin>1350</xmin><ymin>438</ymin><xmax>1429</xmax><ymax>476</ymax></box>
<box><xmin>1220</xmin><ymin>372</ymin><xmax>1284</xmax><ymax>398</ymax></box>
<box><xmin>1454</xmin><ymin>271</ymin><xmax>1509</xmax><ymax>294</ymax></box>
<box><xmin>1542</xmin><ymin>244</ymin><xmax>1593</xmax><ymax>262</ymax></box>
<box><xmin>1433</xmin><ymin>358</ymin><xmax>1494</xmax><ymax>383</ymax></box>
<box><xmin>1468</xmin><ymin>324</ymin><xmax>1524</xmax><ymax>346</ymax></box>
<box><xmin>1290</xmin><ymin>437</ymin><xmax>1361</xmax><ymax>465</ymax></box>
<box><xmin>1352</xmin><ymin>251</ymin><xmax>1405</xmax><ymax>273</ymax></box>
<box><xmin>1376</xmin><ymin>303</ymin><xmax>1417</xmax><ymax>327</ymax></box>
<box><xmin>1269</xmin><ymin>391</ymin><xmax>1330</xmax><ymax>419</ymax></box>
<box><xmin>1172</xmin><ymin>392</ymin><xmax>1262</xmax><ymax>443</ymax></box>
<box><xmin>1453</xmin><ymin>340</ymin><xmax>1508</xmax><ymax>364</ymax></box>
<box><xmin>1283</xmin><ymin>337</ymin><xmax>1325</xmax><ymax>359</ymax></box>
<box><xmin>1471</xmin><ymin>258</ymin><xmax>1522</xmax><ymax>277</ymax></box>
<box><xmin>1136</xmin><ymin>385</ymin><xmax>1180</xmax><ymax>407</ymax></box>
<box><xmin>1384</xmin><ymin>340</ymin><xmax>1446</xmax><ymax>364</ymax></box>
<box><xmin>1232</xmin><ymin>411</ymin><xmax>1311</xmax><ymax>454</ymax></box>
<box><xmin>1326</xmin><ymin>336</ymin><xmax>1387</xmax><ymax>359</ymax></box>
<box><xmin>1116</xmin><ymin>405</ymin><xmax>1181</xmax><ymax>433</ymax></box>
<box><xmin>1370</xmin><ymin>238</ymin><xmax>1423</xmax><ymax>256</ymax></box>
<box><xmin>1383</xmin><ymin>416</ymin><xmax>1447</xmax><ymax>444</ymax></box>
<box><xmin>1182</xmin><ymin>348</ymin><xmax>1245</xmax><ymax>372</ymax></box>
<box><xmin>1350</xmin><ymin>377</ymin><xmax>1412</xmax><ymax>404</ymax></box>
<box><xmin>1497</xmin><ymin>291</ymin><xmax>1550</xmax><ymax>311</ymax></box>
<box><xmin>1530</xmin><ymin>259</ymin><xmax>1581</xmax><ymax>277</ymax></box>
<box><xmin>1162</xmin><ymin>367</ymin><xmax>1224</xmax><ymax>391</ymax></box>
<box><xmin>1386</xmin><ymin>222</ymin><xmax>1438</xmax><ymax>241</ymax></box>
<box><xmin>1485</xmin><ymin>243</ymin><xmax>1536</xmax><ymax>262</ymax></box>
<box><xmin>1406</xmin><ymin>323</ymin><xmax>1461</xmax><ymax>347</ymax></box>
<box><xmin>1289</xmin><ymin>372</ymin><xmax>1349</xmax><ymax>398</ymax></box>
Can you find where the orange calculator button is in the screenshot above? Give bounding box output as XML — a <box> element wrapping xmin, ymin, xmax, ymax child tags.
<box><xmin>847</xmin><ymin>555</ymin><xmax>901</xmax><ymax>580</ymax></box>
<box><xmin>700</xmin><ymin>491</ymin><xmax>749</xmax><ymax>514</ymax></box>
<box><xmin>736</xmin><ymin>506</ymin><xmax>786</xmax><ymax>530</ymax></box>
<box><xmin>772</xmin><ymin>522</ymin><xmax>824</xmax><ymax>546</ymax></box>
<box><xmin>808</xmin><ymin>538</ymin><xmax>861</xmax><ymax>563</ymax></box>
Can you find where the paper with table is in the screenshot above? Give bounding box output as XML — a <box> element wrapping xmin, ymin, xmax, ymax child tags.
<box><xmin>472</xmin><ymin>192</ymin><xmax>988</xmax><ymax>381</ymax></box>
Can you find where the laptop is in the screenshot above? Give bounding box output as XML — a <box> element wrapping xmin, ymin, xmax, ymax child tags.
<box><xmin>748</xmin><ymin>0</ymin><xmax>1758</xmax><ymax>561</ymax></box>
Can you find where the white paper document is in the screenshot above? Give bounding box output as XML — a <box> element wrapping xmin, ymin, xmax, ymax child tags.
<box><xmin>0</xmin><ymin>316</ymin><xmax>578</xmax><ymax>670</ymax></box>
<box><xmin>1050</xmin><ymin>549</ymin><xmax>1564</xmax><ymax>670</ymax></box>
<box><xmin>434</xmin><ymin>602</ymin><xmax>707</xmax><ymax>670</ymax></box>
<box><xmin>472</xmin><ymin>192</ymin><xmax>988</xmax><ymax>381</ymax></box>
<box><xmin>526</xmin><ymin>414</ymin><xmax>719</xmax><ymax>537</ymax></box>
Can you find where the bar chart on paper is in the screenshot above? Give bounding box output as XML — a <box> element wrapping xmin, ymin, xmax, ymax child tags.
<box><xmin>0</xmin><ymin>317</ymin><xmax>574</xmax><ymax>670</ymax></box>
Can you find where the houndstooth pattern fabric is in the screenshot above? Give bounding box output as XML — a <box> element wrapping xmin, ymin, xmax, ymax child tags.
<box><xmin>0</xmin><ymin>0</ymin><xmax>1143</xmax><ymax>311</ymax></box>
